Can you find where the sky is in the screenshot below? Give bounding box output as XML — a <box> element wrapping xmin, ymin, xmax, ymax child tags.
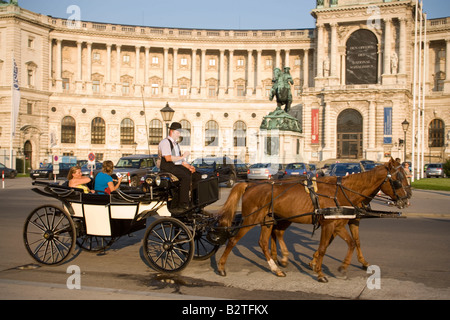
<box><xmin>17</xmin><ymin>0</ymin><xmax>450</xmax><ymax>30</ymax></box>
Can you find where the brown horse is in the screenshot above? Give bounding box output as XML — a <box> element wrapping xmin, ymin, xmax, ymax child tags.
<box><xmin>217</xmin><ymin>158</ymin><xmax>411</xmax><ymax>282</ymax></box>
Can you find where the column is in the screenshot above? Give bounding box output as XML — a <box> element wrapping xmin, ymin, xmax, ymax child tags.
<box><xmin>135</xmin><ymin>46</ymin><xmax>141</xmax><ymax>93</ymax></box>
<box><xmin>76</xmin><ymin>41</ymin><xmax>83</xmax><ymax>92</ymax></box>
<box><xmin>228</xmin><ymin>50</ymin><xmax>234</xmax><ymax>96</ymax></box>
<box><xmin>145</xmin><ymin>47</ymin><xmax>150</xmax><ymax>84</ymax></box>
<box><xmin>275</xmin><ymin>49</ymin><xmax>281</xmax><ymax>69</ymax></box>
<box><xmin>86</xmin><ymin>42</ymin><xmax>92</xmax><ymax>81</ymax></box>
<box><xmin>368</xmin><ymin>101</ymin><xmax>376</xmax><ymax>149</ymax></box>
<box><xmin>303</xmin><ymin>49</ymin><xmax>309</xmax><ymax>88</ymax></box>
<box><xmin>105</xmin><ymin>44</ymin><xmax>112</xmax><ymax>93</ymax></box>
<box><xmin>172</xmin><ymin>47</ymin><xmax>178</xmax><ymax>95</ymax></box>
<box><xmin>399</xmin><ymin>18</ymin><xmax>407</xmax><ymax>74</ymax></box>
<box><xmin>86</xmin><ymin>42</ymin><xmax>92</xmax><ymax>94</ymax></box>
<box><xmin>200</xmin><ymin>49</ymin><xmax>206</xmax><ymax>97</ymax></box>
<box><xmin>55</xmin><ymin>39</ymin><xmax>62</xmax><ymax>91</ymax></box>
<box><xmin>445</xmin><ymin>39</ymin><xmax>450</xmax><ymax>91</ymax></box>
<box><xmin>284</xmin><ymin>49</ymin><xmax>290</xmax><ymax>68</ymax></box>
<box><xmin>384</xmin><ymin>18</ymin><xmax>392</xmax><ymax>75</ymax></box>
<box><xmin>330</xmin><ymin>23</ymin><xmax>338</xmax><ymax>77</ymax></box>
<box><xmin>219</xmin><ymin>49</ymin><xmax>225</xmax><ymax>97</ymax></box>
<box><xmin>116</xmin><ymin>45</ymin><xmax>122</xmax><ymax>94</ymax></box>
<box><xmin>191</xmin><ymin>48</ymin><xmax>198</xmax><ymax>95</ymax></box>
<box><xmin>256</xmin><ymin>49</ymin><xmax>262</xmax><ymax>96</ymax></box>
<box><xmin>316</xmin><ymin>24</ymin><xmax>324</xmax><ymax>78</ymax></box>
<box><xmin>163</xmin><ymin>47</ymin><xmax>169</xmax><ymax>93</ymax></box>
<box><xmin>247</xmin><ymin>50</ymin><xmax>254</xmax><ymax>96</ymax></box>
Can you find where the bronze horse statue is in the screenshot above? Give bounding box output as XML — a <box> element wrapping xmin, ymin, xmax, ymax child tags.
<box><xmin>217</xmin><ymin>158</ymin><xmax>411</xmax><ymax>282</ymax></box>
<box><xmin>269</xmin><ymin>67</ymin><xmax>293</xmax><ymax>113</ymax></box>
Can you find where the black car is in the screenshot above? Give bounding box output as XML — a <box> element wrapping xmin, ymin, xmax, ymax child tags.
<box><xmin>233</xmin><ymin>160</ymin><xmax>249</xmax><ymax>180</ymax></box>
<box><xmin>0</xmin><ymin>162</ymin><xmax>17</xmax><ymax>179</ymax></box>
<box><xmin>329</xmin><ymin>162</ymin><xmax>365</xmax><ymax>177</ymax></box>
<box><xmin>192</xmin><ymin>157</ymin><xmax>237</xmax><ymax>187</ymax></box>
<box><xmin>30</xmin><ymin>163</ymin><xmax>76</xmax><ymax>180</ymax></box>
<box><xmin>114</xmin><ymin>154</ymin><xmax>158</xmax><ymax>187</ymax></box>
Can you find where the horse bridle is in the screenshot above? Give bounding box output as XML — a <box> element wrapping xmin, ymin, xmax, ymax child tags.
<box><xmin>383</xmin><ymin>164</ymin><xmax>411</xmax><ymax>204</ymax></box>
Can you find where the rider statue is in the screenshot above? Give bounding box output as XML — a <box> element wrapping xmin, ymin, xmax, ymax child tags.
<box><xmin>269</xmin><ymin>67</ymin><xmax>294</xmax><ymax>113</ymax></box>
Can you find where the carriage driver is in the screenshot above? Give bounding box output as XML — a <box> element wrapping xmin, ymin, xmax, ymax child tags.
<box><xmin>158</xmin><ymin>122</ymin><xmax>202</xmax><ymax>214</ymax></box>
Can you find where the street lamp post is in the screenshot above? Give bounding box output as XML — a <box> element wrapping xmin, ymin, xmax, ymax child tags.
<box><xmin>402</xmin><ymin>119</ymin><xmax>410</xmax><ymax>163</ymax></box>
<box><xmin>160</xmin><ymin>102</ymin><xmax>175</xmax><ymax>137</ymax></box>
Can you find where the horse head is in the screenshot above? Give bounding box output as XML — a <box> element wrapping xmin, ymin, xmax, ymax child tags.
<box><xmin>379</xmin><ymin>158</ymin><xmax>412</xmax><ymax>209</ymax></box>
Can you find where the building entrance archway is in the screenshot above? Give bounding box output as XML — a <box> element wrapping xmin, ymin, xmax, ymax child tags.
<box><xmin>337</xmin><ymin>109</ymin><xmax>363</xmax><ymax>159</ymax></box>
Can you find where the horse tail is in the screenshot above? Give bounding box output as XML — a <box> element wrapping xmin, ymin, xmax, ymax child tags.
<box><xmin>218</xmin><ymin>182</ymin><xmax>248</xmax><ymax>227</ymax></box>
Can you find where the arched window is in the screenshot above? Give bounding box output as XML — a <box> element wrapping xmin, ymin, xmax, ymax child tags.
<box><xmin>149</xmin><ymin>119</ymin><xmax>163</xmax><ymax>145</ymax></box>
<box><xmin>233</xmin><ymin>121</ymin><xmax>247</xmax><ymax>147</ymax></box>
<box><xmin>337</xmin><ymin>109</ymin><xmax>363</xmax><ymax>159</ymax></box>
<box><xmin>91</xmin><ymin>117</ymin><xmax>106</xmax><ymax>144</ymax></box>
<box><xmin>179</xmin><ymin>120</ymin><xmax>191</xmax><ymax>146</ymax></box>
<box><xmin>120</xmin><ymin>118</ymin><xmax>134</xmax><ymax>145</ymax></box>
<box><xmin>429</xmin><ymin>119</ymin><xmax>445</xmax><ymax>148</ymax></box>
<box><xmin>205</xmin><ymin>120</ymin><xmax>219</xmax><ymax>147</ymax></box>
<box><xmin>61</xmin><ymin>116</ymin><xmax>76</xmax><ymax>144</ymax></box>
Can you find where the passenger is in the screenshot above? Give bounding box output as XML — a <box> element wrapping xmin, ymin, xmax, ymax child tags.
<box><xmin>158</xmin><ymin>122</ymin><xmax>201</xmax><ymax>214</ymax></box>
<box><xmin>94</xmin><ymin>160</ymin><xmax>123</xmax><ymax>194</ymax></box>
<box><xmin>67</xmin><ymin>166</ymin><xmax>94</xmax><ymax>193</ymax></box>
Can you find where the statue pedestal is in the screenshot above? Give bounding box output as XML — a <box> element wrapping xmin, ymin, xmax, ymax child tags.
<box><xmin>258</xmin><ymin>109</ymin><xmax>304</xmax><ymax>164</ymax></box>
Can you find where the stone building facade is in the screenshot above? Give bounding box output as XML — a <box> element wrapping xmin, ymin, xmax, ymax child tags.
<box><xmin>0</xmin><ymin>0</ymin><xmax>449</xmax><ymax>171</ymax></box>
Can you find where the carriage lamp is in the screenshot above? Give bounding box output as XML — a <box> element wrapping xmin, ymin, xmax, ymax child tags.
<box><xmin>402</xmin><ymin>119</ymin><xmax>409</xmax><ymax>163</ymax></box>
<box><xmin>160</xmin><ymin>102</ymin><xmax>175</xmax><ymax>136</ymax></box>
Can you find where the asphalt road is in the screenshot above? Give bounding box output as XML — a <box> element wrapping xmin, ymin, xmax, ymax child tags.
<box><xmin>0</xmin><ymin>178</ymin><xmax>449</xmax><ymax>301</ymax></box>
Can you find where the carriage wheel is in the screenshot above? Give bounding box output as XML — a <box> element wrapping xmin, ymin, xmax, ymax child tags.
<box><xmin>193</xmin><ymin>228</ymin><xmax>219</xmax><ymax>261</ymax></box>
<box><xmin>23</xmin><ymin>205</ymin><xmax>76</xmax><ymax>265</ymax></box>
<box><xmin>142</xmin><ymin>218</ymin><xmax>194</xmax><ymax>273</ymax></box>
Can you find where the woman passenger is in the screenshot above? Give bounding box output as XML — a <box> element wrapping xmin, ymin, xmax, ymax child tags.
<box><xmin>67</xmin><ymin>166</ymin><xmax>93</xmax><ymax>193</ymax></box>
<box><xmin>94</xmin><ymin>160</ymin><xmax>123</xmax><ymax>194</ymax></box>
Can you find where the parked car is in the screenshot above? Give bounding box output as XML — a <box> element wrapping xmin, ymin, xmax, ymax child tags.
<box><xmin>192</xmin><ymin>157</ymin><xmax>237</xmax><ymax>187</ymax></box>
<box><xmin>362</xmin><ymin>162</ymin><xmax>383</xmax><ymax>171</ymax></box>
<box><xmin>360</xmin><ymin>160</ymin><xmax>375</xmax><ymax>170</ymax></box>
<box><xmin>114</xmin><ymin>154</ymin><xmax>158</xmax><ymax>187</ymax></box>
<box><xmin>247</xmin><ymin>163</ymin><xmax>283</xmax><ymax>180</ymax></box>
<box><xmin>233</xmin><ymin>161</ymin><xmax>249</xmax><ymax>180</ymax></box>
<box><xmin>30</xmin><ymin>163</ymin><xmax>76</xmax><ymax>180</ymax></box>
<box><xmin>329</xmin><ymin>162</ymin><xmax>365</xmax><ymax>177</ymax></box>
<box><xmin>283</xmin><ymin>162</ymin><xmax>313</xmax><ymax>178</ymax></box>
<box><xmin>0</xmin><ymin>162</ymin><xmax>17</xmax><ymax>179</ymax></box>
<box><xmin>318</xmin><ymin>162</ymin><xmax>336</xmax><ymax>176</ymax></box>
<box><xmin>425</xmin><ymin>163</ymin><xmax>447</xmax><ymax>178</ymax></box>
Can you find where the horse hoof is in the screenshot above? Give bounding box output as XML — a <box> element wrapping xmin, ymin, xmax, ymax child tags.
<box><xmin>218</xmin><ymin>270</ymin><xmax>227</xmax><ymax>277</ymax></box>
<box><xmin>318</xmin><ymin>276</ymin><xmax>328</xmax><ymax>283</ymax></box>
<box><xmin>280</xmin><ymin>261</ymin><xmax>289</xmax><ymax>268</ymax></box>
<box><xmin>276</xmin><ymin>271</ymin><xmax>286</xmax><ymax>277</ymax></box>
<box><xmin>337</xmin><ymin>266</ymin><xmax>348</xmax><ymax>279</ymax></box>
<box><xmin>361</xmin><ymin>264</ymin><xmax>370</xmax><ymax>271</ymax></box>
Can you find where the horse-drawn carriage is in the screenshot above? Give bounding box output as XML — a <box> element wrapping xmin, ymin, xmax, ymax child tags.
<box><xmin>23</xmin><ymin>173</ymin><xmax>225</xmax><ymax>272</ymax></box>
<box><xmin>23</xmin><ymin>158</ymin><xmax>411</xmax><ymax>282</ymax></box>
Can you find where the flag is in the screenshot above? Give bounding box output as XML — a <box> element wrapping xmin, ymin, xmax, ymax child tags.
<box><xmin>12</xmin><ymin>57</ymin><xmax>20</xmax><ymax>137</ymax></box>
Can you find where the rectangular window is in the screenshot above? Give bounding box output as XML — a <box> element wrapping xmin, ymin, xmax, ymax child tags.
<box><xmin>237</xmin><ymin>85</ymin><xmax>245</xmax><ymax>97</ymax></box>
<box><xmin>123</xmin><ymin>55</ymin><xmax>130</xmax><ymax>63</ymax></box>
<box><xmin>122</xmin><ymin>82</ymin><xmax>130</xmax><ymax>94</ymax></box>
<box><xmin>62</xmin><ymin>78</ymin><xmax>70</xmax><ymax>91</ymax></box>
<box><xmin>152</xmin><ymin>56</ymin><xmax>159</xmax><ymax>64</ymax></box>
<box><xmin>181</xmin><ymin>58</ymin><xmax>188</xmax><ymax>66</ymax></box>
<box><xmin>208</xmin><ymin>85</ymin><xmax>216</xmax><ymax>97</ymax></box>
<box><xmin>209</xmin><ymin>59</ymin><xmax>216</xmax><ymax>66</ymax></box>
<box><xmin>151</xmin><ymin>84</ymin><xmax>159</xmax><ymax>95</ymax></box>
<box><xmin>237</xmin><ymin>59</ymin><xmax>244</xmax><ymax>66</ymax></box>
<box><xmin>180</xmin><ymin>85</ymin><xmax>187</xmax><ymax>96</ymax></box>
<box><xmin>92</xmin><ymin>80</ymin><xmax>100</xmax><ymax>93</ymax></box>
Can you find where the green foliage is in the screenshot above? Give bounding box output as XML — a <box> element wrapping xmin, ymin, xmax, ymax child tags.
<box><xmin>443</xmin><ymin>159</ymin><xmax>450</xmax><ymax>177</ymax></box>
